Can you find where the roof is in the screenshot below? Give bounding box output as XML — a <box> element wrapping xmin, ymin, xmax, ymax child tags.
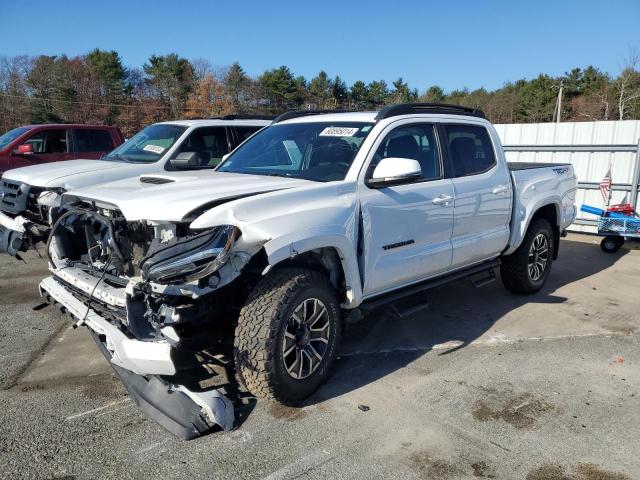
<box><xmin>22</xmin><ymin>124</ymin><xmax>119</xmax><ymax>129</ymax></box>
<box><xmin>276</xmin><ymin>110</ymin><xmax>488</xmax><ymax>125</ymax></box>
<box><xmin>277</xmin><ymin>111</ymin><xmax>378</xmax><ymax>124</ymax></box>
<box><xmin>274</xmin><ymin>103</ymin><xmax>486</xmax><ymax>125</ymax></box>
<box><xmin>157</xmin><ymin>119</ymin><xmax>272</xmax><ymax>128</ymax></box>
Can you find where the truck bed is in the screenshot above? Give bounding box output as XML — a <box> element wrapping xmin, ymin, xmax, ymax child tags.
<box><xmin>508</xmin><ymin>162</ymin><xmax>571</xmax><ymax>171</ymax></box>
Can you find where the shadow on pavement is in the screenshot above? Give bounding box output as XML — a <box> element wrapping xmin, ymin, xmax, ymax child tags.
<box><xmin>307</xmin><ymin>238</ymin><xmax>629</xmax><ymax>404</ymax></box>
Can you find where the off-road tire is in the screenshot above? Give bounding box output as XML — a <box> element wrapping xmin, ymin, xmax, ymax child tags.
<box><xmin>600</xmin><ymin>236</ymin><xmax>623</xmax><ymax>253</ymax></box>
<box><xmin>234</xmin><ymin>268</ymin><xmax>341</xmax><ymax>405</ymax></box>
<box><xmin>501</xmin><ymin>218</ymin><xmax>554</xmax><ymax>294</ymax></box>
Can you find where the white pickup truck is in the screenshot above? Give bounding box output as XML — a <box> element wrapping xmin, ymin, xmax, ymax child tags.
<box><xmin>38</xmin><ymin>104</ymin><xmax>577</xmax><ymax>439</ymax></box>
<box><xmin>0</xmin><ymin>117</ymin><xmax>271</xmax><ymax>257</ymax></box>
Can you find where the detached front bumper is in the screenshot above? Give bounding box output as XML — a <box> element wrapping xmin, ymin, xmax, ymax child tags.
<box><xmin>40</xmin><ymin>276</ymin><xmax>176</xmax><ymax>375</ymax></box>
<box><xmin>0</xmin><ymin>211</ymin><xmax>28</xmax><ymax>256</ymax></box>
<box><xmin>39</xmin><ymin>276</ymin><xmax>235</xmax><ymax>439</ymax></box>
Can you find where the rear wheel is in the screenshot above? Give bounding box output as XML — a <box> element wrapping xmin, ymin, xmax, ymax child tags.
<box><xmin>501</xmin><ymin>218</ymin><xmax>554</xmax><ymax>294</ymax></box>
<box><xmin>234</xmin><ymin>268</ymin><xmax>341</xmax><ymax>405</ymax></box>
<box><xmin>600</xmin><ymin>236</ymin><xmax>624</xmax><ymax>253</ymax></box>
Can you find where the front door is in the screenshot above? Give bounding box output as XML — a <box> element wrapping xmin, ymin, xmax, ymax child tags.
<box><xmin>11</xmin><ymin>128</ymin><xmax>72</xmax><ymax>168</ymax></box>
<box><xmin>359</xmin><ymin>122</ymin><xmax>454</xmax><ymax>297</ymax></box>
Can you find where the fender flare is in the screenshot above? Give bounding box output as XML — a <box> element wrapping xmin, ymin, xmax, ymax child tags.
<box><xmin>505</xmin><ymin>199</ymin><xmax>561</xmax><ymax>256</ymax></box>
<box><xmin>262</xmin><ymin>226</ymin><xmax>362</xmax><ymax>308</ymax></box>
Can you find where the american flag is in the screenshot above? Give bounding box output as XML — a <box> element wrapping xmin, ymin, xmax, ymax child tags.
<box><xmin>599</xmin><ymin>165</ymin><xmax>612</xmax><ymax>204</ymax></box>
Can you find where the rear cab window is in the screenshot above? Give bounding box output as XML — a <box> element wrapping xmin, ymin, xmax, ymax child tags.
<box><xmin>75</xmin><ymin>129</ymin><xmax>115</xmax><ymax>152</ymax></box>
<box><xmin>444</xmin><ymin>124</ymin><xmax>496</xmax><ymax>177</ymax></box>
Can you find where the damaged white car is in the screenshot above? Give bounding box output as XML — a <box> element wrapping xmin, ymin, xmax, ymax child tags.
<box><xmin>39</xmin><ymin>104</ymin><xmax>577</xmax><ymax>439</ymax></box>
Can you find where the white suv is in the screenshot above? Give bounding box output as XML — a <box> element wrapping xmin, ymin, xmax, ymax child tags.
<box><xmin>0</xmin><ymin>117</ymin><xmax>272</xmax><ymax>256</ymax></box>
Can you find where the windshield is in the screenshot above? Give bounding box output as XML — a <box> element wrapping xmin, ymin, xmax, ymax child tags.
<box><xmin>217</xmin><ymin>122</ymin><xmax>373</xmax><ymax>182</ymax></box>
<box><xmin>0</xmin><ymin>126</ymin><xmax>31</xmax><ymax>150</ymax></box>
<box><xmin>104</xmin><ymin>124</ymin><xmax>187</xmax><ymax>163</ymax></box>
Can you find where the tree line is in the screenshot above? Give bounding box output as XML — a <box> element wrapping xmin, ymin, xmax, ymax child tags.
<box><xmin>1</xmin><ymin>49</ymin><xmax>639</xmax><ymax>136</ymax></box>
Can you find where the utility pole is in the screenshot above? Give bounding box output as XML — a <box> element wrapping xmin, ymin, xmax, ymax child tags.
<box><xmin>554</xmin><ymin>80</ymin><xmax>564</xmax><ymax>123</ymax></box>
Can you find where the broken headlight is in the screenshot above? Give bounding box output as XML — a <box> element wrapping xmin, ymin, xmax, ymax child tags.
<box><xmin>141</xmin><ymin>225</ymin><xmax>239</xmax><ymax>284</ymax></box>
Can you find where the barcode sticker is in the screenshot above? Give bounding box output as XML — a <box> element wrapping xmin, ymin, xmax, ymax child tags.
<box><xmin>143</xmin><ymin>144</ymin><xmax>165</xmax><ymax>154</ymax></box>
<box><xmin>319</xmin><ymin>127</ymin><xmax>359</xmax><ymax>137</ymax></box>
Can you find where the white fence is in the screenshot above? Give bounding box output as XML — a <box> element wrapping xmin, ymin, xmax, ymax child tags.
<box><xmin>495</xmin><ymin>120</ymin><xmax>640</xmax><ymax>233</ymax></box>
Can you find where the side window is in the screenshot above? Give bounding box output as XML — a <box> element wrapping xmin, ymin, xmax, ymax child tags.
<box><xmin>174</xmin><ymin>127</ymin><xmax>229</xmax><ymax>168</ymax></box>
<box><xmin>444</xmin><ymin>125</ymin><xmax>496</xmax><ymax>177</ymax></box>
<box><xmin>371</xmin><ymin>124</ymin><xmax>441</xmax><ymax>180</ymax></box>
<box><xmin>234</xmin><ymin>126</ymin><xmax>262</xmax><ymax>145</ymax></box>
<box><xmin>75</xmin><ymin>129</ymin><xmax>115</xmax><ymax>152</ymax></box>
<box><xmin>24</xmin><ymin>129</ymin><xmax>68</xmax><ymax>154</ymax></box>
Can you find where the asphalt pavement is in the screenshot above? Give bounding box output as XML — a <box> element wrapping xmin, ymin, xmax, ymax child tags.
<box><xmin>0</xmin><ymin>234</ymin><xmax>638</xmax><ymax>479</ymax></box>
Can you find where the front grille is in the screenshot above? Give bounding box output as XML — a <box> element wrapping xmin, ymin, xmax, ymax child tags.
<box><xmin>140</xmin><ymin>176</ymin><xmax>175</xmax><ymax>185</ymax></box>
<box><xmin>0</xmin><ymin>179</ymin><xmax>44</xmax><ymax>219</ymax></box>
<box><xmin>1</xmin><ymin>179</ymin><xmax>27</xmax><ymax>213</ymax></box>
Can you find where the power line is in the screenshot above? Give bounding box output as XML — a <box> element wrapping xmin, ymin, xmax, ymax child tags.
<box><xmin>0</xmin><ymin>93</ymin><xmax>171</xmax><ymax>109</ymax></box>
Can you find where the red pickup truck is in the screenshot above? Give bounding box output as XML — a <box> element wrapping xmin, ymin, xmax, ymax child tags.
<box><xmin>0</xmin><ymin>124</ymin><xmax>125</xmax><ymax>174</ymax></box>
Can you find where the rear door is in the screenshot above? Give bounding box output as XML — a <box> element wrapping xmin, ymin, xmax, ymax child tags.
<box><xmin>10</xmin><ymin>128</ymin><xmax>72</xmax><ymax>168</ymax></box>
<box><xmin>442</xmin><ymin>123</ymin><xmax>512</xmax><ymax>268</ymax></box>
<box><xmin>359</xmin><ymin>122</ymin><xmax>454</xmax><ymax>297</ymax></box>
<box><xmin>73</xmin><ymin>128</ymin><xmax>117</xmax><ymax>159</ymax></box>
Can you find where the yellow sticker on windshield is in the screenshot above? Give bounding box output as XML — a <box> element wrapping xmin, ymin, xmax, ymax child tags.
<box><xmin>319</xmin><ymin>127</ymin><xmax>359</xmax><ymax>137</ymax></box>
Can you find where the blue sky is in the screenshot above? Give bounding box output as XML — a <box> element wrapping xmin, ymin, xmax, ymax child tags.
<box><xmin>1</xmin><ymin>0</ymin><xmax>638</xmax><ymax>93</ymax></box>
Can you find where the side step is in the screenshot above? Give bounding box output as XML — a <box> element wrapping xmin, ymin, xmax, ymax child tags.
<box><xmin>360</xmin><ymin>259</ymin><xmax>500</xmax><ymax>314</ymax></box>
<box><xmin>469</xmin><ymin>267</ymin><xmax>497</xmax><ymax>288</ymax></box>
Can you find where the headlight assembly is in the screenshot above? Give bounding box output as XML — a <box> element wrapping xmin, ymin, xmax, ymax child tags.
<box><xmin>141</xmin><ymin>225</ymin><xmax>239</xmax><ymax>284</ymax></box>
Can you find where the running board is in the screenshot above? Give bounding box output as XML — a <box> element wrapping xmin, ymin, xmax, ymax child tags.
<box><xmin>470</xmin><ymin>267</ymin><xmax>497</xmax><ymax>288</ymax></box>
<box><xmin>361</xmin><ymin>259</ymin><xmax>500</xmax><ymax>313</ymax></box>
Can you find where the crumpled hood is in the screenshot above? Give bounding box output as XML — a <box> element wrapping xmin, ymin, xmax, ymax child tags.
<box><xmin>1</xmin><ymin>160</ymin><xmax>142</xmax><ymax>188</ymax></box>
<box><xmin>68</xmin><ymin>171</ymin><xmax>313</xmax><ymax>221</ymax></box>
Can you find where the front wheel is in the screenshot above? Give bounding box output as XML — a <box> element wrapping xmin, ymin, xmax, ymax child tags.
<box><xmin>234</xmin><ymin>268</ymin><xmax>342</xmax><ymax>405</ymax></box>
<box><xmin>501</xmin><ymin>218</ymin><xmax>555</xmax><ymax>294</ymax></box>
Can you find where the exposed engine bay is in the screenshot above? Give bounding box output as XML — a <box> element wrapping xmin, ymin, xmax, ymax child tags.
<box><xmin>41</xmin><ymin>199</ymin><xmax>258</xmax><ymax>438</ymax></box>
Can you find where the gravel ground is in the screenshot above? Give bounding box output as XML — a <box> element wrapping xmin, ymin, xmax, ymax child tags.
<box><xmin>0</xmin><ymin>234</ymin><xmax>638</xmax><ymax>479</ymax></box>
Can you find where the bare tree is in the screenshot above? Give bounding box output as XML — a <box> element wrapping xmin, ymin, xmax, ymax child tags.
<box><xmin>616</xmin><ymin>48</ymin><xmax>640</xmax><ymax>120</ymax></box>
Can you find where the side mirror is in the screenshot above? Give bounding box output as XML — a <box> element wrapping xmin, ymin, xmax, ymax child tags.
<box><xmin>15</xmin><ymin>144</ymin><xmax>34</xmax><ymax>155</ymax></box>
<box><xmin>169</xmin><ymin>152</ymin><xmax>200</xmax><ymax>169</ymax></box>
<box><xmin>366</xmin><ymin>157</ymin><xmax>422</xmax><ymax>188</ymax></box>
<box><xmin>221</xmin><ymin>153</ymin><xmax>230</xmax><ymax>162</ymax></box>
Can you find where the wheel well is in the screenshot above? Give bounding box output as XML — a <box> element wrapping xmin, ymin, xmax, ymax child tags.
<box><xmin>531</xmin><ymin>204</ymin><xmax>560</xmax><ymax>259</ymax></box>
<box><xmin>270</xmin><ymin>248</ymin><xmax>347</xmax><ymax>302</ymax></box>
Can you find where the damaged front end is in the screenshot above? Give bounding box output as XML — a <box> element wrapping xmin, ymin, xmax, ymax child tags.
<box><xmin>40</xmin><ymin>201</ymin><xmax>253</xmax><ymax>439</ymax></box>
<box><xmin>0</xmin><ymin>178</ymin><xmax>62</xmax><ymax>258</ymax></box>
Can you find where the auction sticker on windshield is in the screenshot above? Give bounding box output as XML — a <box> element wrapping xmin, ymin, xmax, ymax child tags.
<box><xmin>319</xmin><ymin>127</ymin><xmax>359</xmax><ymax>137</ymax></box>
<box><xmin>143</xmin><ymin>144</ymin><xmax>165</xmax><ymax>154</ymax></box>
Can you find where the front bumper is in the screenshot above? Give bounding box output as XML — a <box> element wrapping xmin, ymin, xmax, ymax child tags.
<box><xmin>39</xmin><ymin>275</ymin><xmax>236</xmax><ymax>439</ymax></box>
<box><xmin>0</xmin><ymin>211</ymin><xmax>28</xmax><ymax>256</ymax></box>
<box><xmin>40</xmin><ymin>276</ymin><xmax>176</xmax><ymax>375</ymax></box>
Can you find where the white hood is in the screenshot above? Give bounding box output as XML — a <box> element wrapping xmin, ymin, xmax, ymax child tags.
<box><xmin>1</xmin><ymin>160</ymin><xmax>145</xmax><ymax>189</ymax></box>
<box><xmin>68</xmin><ymin>172</ymin><xmax>313</xmax><ymax>222</ymax></box>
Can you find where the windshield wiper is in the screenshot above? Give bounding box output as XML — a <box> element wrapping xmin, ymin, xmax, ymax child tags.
<box><xmin>102</xmin><ymin>153</ymin><xmax>130</xmax><ymax>163</ymax></box>
<box><xmin>262</xmin><ymin>172</ymin><xmax>296</xmax><ymax>178</ymax></box>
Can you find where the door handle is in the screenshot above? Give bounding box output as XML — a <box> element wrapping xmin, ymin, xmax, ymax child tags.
<box><xmin>492</xmin><ymin>185</ymin><xmax>509</xmax><ymax>195</ymax></box>
<box><xmin>432</xmin><ymin>194</ymin><xmax>453</xmax><ymax>206</ymax></box>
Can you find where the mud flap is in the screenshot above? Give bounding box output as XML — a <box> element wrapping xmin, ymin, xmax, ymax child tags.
<box><xmin>89</xmin><ymin>331</ymin><xmax>235</xmax><ymax>440</ymax></box>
